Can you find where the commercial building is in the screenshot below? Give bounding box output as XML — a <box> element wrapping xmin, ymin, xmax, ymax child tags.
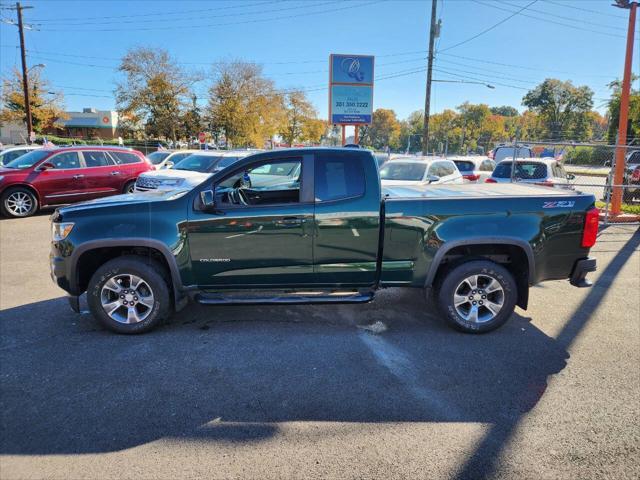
<box><xmin>57</xmin><ymin>108</ymin><xmax>119</xmax><ymax>139</ymax></box>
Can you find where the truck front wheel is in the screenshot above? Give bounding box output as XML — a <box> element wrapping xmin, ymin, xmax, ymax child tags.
<box><xmin>435</xmin><ymin>260</ymin><xmax>517</xmax><ymax>333</ymax></box>
<box><xmin>87</xmin><ymin>256</ymin><xmax>172</xmax><ymax>334</ymax></box>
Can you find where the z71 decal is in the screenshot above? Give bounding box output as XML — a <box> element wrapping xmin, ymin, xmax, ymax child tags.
<box><xmin>542</xmin><ymin>201</ymin><xmax>575</xmax><ymax>209</ymax></box>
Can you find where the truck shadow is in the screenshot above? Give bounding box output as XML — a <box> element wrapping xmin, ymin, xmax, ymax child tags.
<box><xmin>1</xmin><ymin>288</ymin><xmax>568</xmax><ymax>455</ymax></box>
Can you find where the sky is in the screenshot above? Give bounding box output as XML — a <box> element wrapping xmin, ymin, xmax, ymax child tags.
<box><xmin>1</xmin><ymin>0</ymin><xmax>638</xmax><ymax>126</ymax></box>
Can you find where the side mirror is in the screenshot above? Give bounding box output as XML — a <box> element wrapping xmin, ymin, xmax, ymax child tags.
<box><xmin>567</xmin><ymin>173</ymin><xmax>575</xmax><ymax>181</ymax></box>
<box><xmin>38</xmin><ymin>162</ymin><xmax>55</xmax><ymax>171</ymax></box>
<box><xmin>200</xmin><ymin>189</ymin><xmax>215</xmax><ymax>210</ymax></box>
<box><xmin>426</xmin><ymin>175</ymin><xmax>440</xmax><ymax>184</ymax></box>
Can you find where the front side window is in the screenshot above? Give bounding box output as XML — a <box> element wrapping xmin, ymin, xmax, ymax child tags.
<box><xmin>315</xmin><ymin>154</ymin><xmax>365</xmax><ymax>201</ymax></box>
<box><xmin>216</xmin><ymin>158</ymin><xmax>302</xmax><ymax>207</ymax></box>
<box><xmin>3</xmin><ymin>150</ymin><xmax>50</xmax><ymax>169</ymax></box>
<box><xmin>380</xmin><ymin>162</ymin><xmax>426</xmax><ymax>182</ymax></box>
<box><xmin>84</xmin><ymin>151</ymin><xmax>113</xmax><ymax>167</ymax></box>
<box><xmin>49</xmin><ymin>152</ymin><xmax>82</xmax><ymax>169</ymax></box>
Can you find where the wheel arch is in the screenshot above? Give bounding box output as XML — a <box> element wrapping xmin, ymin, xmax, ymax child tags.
<box><xmin>70</xmin><ymin>238</ymin><xmax>186</xmax><ymax>309</ymax></box>
<box><xmin>425</xmin><ymin>237</ymin><xmax>535</xmax><ymax>310</ymax></box>
<box><xmin>1</xmin><ymin>183</ymin><xmax>42</xmax><ymax>205</ymax></box>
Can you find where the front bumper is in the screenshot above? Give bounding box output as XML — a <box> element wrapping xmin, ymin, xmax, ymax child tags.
<box><xmin>569</xmin><ymin>257</ymin><xmax>597</xmax><ymax>288</ymax></box>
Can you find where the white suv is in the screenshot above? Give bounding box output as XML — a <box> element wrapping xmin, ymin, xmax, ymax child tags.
<box><xmin>135</xmin><ymin>150</ymin><xmax>256</xmax><ymax>192</ymax></box>
<box><xmin>379</xmin><ymin>157</ymin><xmax>463</xmax><ymax>187</ymax></box>
<box><xmin>486</xmin><ymin>158</ymin><xmax>575</xmax><ymax>189</ymax></box>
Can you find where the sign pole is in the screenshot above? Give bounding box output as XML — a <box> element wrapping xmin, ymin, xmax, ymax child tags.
<box><xmin>354</xmin><ymin>125</ymin><xmax>360</xmax><ymax>145</ymax></box>
<box><xmin>341</xmin><ymin>125</ymin><xmax>346</xmax><ymax>146</ymax></box>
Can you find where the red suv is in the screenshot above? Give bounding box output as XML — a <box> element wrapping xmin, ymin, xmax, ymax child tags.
<box><xmin>0</xmin><ymin>146</ymin><xmax>153</xmax><ymax>218</ymax></box>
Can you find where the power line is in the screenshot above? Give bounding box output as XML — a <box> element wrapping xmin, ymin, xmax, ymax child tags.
<box><xmin>35</xmin><ymin>0</ymin><xmax>338</xmax><ymax>27</ymax></box>
<box><xmin>496</xmin><ymin>0</ymin><xmax>625</xmax><ymax>32</ymax></box>
<box><xmin>37</xmin><ymin>0</ymin><xmax>385</xmax><ymax>32</ymax></box>
<box><xmin>473</xmin><ymin>0</ymin><xmax>625</xmax><ymax>39</ymax></box>
<box><xmin>438</xmin><ymin>0</ymin><xmax>539</xmax><ymax>53</ymax></box>
<box><xmin>541</xmin><ymin>0</ymin><xmax>626</xmax><ymax>20</ymax></box>
<box><xmin>29</xmin><ymin>0</ymin><xmax>282</xmax><ymax>22</ymax></box>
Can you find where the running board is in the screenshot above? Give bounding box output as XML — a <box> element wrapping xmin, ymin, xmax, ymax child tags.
<box><xmin>194</xmin><ymin>291</ymin><xmax>375</xmax><ymax>306</ymax></box>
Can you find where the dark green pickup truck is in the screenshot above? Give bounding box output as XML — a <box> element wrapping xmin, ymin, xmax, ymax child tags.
<box><xmin>50</xmin><ymin>148</ymin><xmax>598</xmax><ymax>334</ymax></box>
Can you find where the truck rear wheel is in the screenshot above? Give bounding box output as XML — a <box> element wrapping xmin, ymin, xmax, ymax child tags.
<box><xmin>435</xmin><ymin>260</ymin><xmax>517</xmax><ymax>333</ymax></box>
<box><xmin>87</xmin><ymin>256</ymin><xmax>171</xmax><ymax>334</ymax></box>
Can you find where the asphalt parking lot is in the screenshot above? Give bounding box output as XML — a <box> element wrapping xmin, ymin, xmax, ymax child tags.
<box><xmin>1</xmin><ymin>212</ymin><xmax>638</xmax><ymax>480</ymax></box>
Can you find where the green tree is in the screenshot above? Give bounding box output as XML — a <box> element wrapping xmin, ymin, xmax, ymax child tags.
<box><xmin>360</xmin><ymin>108</ymin><xmax>401</xmax><ymax>150</ymax></box>
<box><xmin>115</xmin><ymin>47</ymin><xmax>198</xmax><ymax>142</ymax></box>
<box><xmin>490</xmin><ymin>105</ymin><xmax>519</xmax><ymax>117</ymax></box>
<box><xmin>606</xmin><ymin>78</ymin><xmax>640</xmax><ymax>145</ymax></box>
<box><xmin>522</xmin><ymin>79</ymin><xmax>594</xmax><ymax>141</ymax></box>
<box><xmin>0</xmin><ymin>67</ymin><xmax>67</xmax><ymax>134</ymax></box>
<box><xmin>207</xmin><ymin>61</ymin><xmax>284</xmax><ymax>148</ymax></box>
<box><xmin>181</xmin><ymin>94</ymin><xmax>203</xmax><ymax>139</ymax></box>
<box><xmin>399</xmin><ymin>110</ymin><xmax>424</xmax><ymax>153</ymax></box>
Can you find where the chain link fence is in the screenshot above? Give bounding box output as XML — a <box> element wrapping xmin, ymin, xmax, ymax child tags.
<box><xmin>505</xmin><ymin>141</ymin><xmax>640</xmax><ymax>224</ymax></box>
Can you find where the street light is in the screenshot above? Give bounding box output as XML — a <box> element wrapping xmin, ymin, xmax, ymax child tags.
<box><xmin>433</xmin><ymin>79</ymin><xmax>495</xmax><ymax>89</ymax></box>
<box><xmin>27</xmin><ymin>63</ymin><xmax>45</xmax><ymax>73</ymax></box>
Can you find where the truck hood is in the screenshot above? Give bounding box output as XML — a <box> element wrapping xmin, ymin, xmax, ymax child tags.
<box><xmin>57</xmin><ymin>189</ymin><xmax>189</xmax><ymax>214</ymax></box>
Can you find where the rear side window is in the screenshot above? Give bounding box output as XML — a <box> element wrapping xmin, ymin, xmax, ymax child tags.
<box><xmin>453</xmin><ymin>161</ymin><xmax>474</xmax><ymax>172</ymax></box>
<box><xmin>480</xmin><ymin>160</ymin><xmax>495</xmax><ymax>171</ymax></box>
<box><xmin>110</xmin><ymin>152</ymin><xmax>142</xmax><ymax>165</ymax></box>
<box><xmin>315</xmin><ymin>153</ymin><xmax>365</xmax><ymax>202</ymax></box>
<box><xmin>49</xmin><ymin>152</ymin><xmax>81</xmax><ymax>169</ymax></box>
<box><xmin>83</xmin><ymin>151</ymin><xmax>113</xmax><ymax>167</ymax></box>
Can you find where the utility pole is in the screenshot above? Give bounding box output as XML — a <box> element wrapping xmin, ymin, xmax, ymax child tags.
<box><xmin>421</xmin><ymin>0</ymin><xmax>437</xmax><ymax>156</ymax></box>
<box><xmin>12</xmin><ymin>2</ymin><xmax>35</xmax><ymax>143</ymax></box>
<box><xmin>611</xmin><ymin>0</ymin><xmax>637</xmax><ymax>215</ymax></box>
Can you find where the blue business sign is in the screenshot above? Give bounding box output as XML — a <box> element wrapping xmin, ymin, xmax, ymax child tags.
<box><xmin>329</xmin><ymin>54</ymin><xmax>374</xmax><ymax>125</ymax></box>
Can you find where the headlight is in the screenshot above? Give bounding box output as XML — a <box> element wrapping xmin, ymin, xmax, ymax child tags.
<box><xmin>161</xmin><ymin>179</ymin><xmax>183</xmax><ymax>187</ymax></box>
<box><xmin>52</xmin><ymin>222</ymin><xmax>74</xmax><ymax>241</ymax></box>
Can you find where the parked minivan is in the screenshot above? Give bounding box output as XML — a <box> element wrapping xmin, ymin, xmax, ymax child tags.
<box><xmin>0</xmin><ymin>146</ymin><xmax>153</xmax><ymax>217</ymax></box>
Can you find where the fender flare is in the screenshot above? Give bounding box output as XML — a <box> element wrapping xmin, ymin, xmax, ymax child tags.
<box><xmin>424</xmin><ymin>237</ymin><xmax>536</xmax><ymax>287</ymax></box>
<box><xmin>69</xmin><ymin>238</ymin><xmax>185</xmax><ymax>306</ymax></box>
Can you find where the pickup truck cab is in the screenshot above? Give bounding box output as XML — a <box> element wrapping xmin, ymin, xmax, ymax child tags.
<box><xmin>50</xmin><ymin>148</ymin><xmax>598</xmax><ymax>334</ymax></box>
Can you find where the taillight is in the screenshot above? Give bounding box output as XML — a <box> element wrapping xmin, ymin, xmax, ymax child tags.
<box><xmin>485</xmin><ymin>178</ymin><xmax>497</xmax><ymax>183</ymax></box>
<box><xmin>581</xmin><ymin>207</ymin><xmax>599</xmax><ymax>248</ymax></box>
<box><xmin>463</xmin><ymin>174</ymin><xmax>480</xmax><ymax>181</ymax></box>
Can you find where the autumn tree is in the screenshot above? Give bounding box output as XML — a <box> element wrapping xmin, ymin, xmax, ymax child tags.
<box><xmin>181</xmin><ymin>94</ymin><xmax>204</xmax><ymax>139</ymax></box>
<box><xmin>399</xmin><ymin>110</ymin><xmax>423</xmax><ymax>153</ymax></box>
<box><xmin>115</xmin><ymin>47</ymin><xmax>198</xmax><ymax>142</ymax></box>
<box><xmin>490</xmin><ymin>105</ymin><xmax>519</xmax><ymax>117</ymax></box>
<box><xmin>207</xmin><ymin>61</ymin><xmax>284</xmax><ymax>148</ymax></box>
<box><xmin>360</xmin><ymin>108</ymin><xmax>401</xmax><ymax>150</ymax></box>
<box><xmin>280</xmin><ymin>90</ymin><xmax>323</xmax><ymax>146</ymax></box>
<box><xmin>0</xmin><ymin>67</ymin><xmax>67</xmax><ymax>134</ymax></box>
<box><xmin>522</xmin><ymin>79</ymin><xmax>594</xmax><ymax>141</ymax></box>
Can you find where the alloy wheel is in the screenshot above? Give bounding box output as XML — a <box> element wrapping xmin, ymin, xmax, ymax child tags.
<box><xmin>453</xmin><ymin>274</ymin><xmax>505</xmax><ymax>323</ymax></box>
<box><xmin>5</xmin><ymin>191</ymin><xmax>34</xmax><ymax>216</ymax></box>
<box><xmin>100</xmin><ymin>273</ymin><xmax>155</xmax><ymax>324</ymax></box>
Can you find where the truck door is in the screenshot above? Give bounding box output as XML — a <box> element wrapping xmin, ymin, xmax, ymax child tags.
<box><xmin>186</xmin><ymin>154</ymin><xmax>315</xmax><ymax>287</ymax></box>
<box><xmin>313</xmin><ymin>151</ymin><xmax>380</xmax><ymax>286</ymax></box>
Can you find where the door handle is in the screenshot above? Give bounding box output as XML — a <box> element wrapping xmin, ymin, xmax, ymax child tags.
<box><xmin>110</xmin><ymin>171</ymin><xmax>121</xmax><ymax>176</ymax></box>
<box><xmin>73</xmin><ymin>174</ymin><xmax>85</xmax><ymax>180</ymax></box>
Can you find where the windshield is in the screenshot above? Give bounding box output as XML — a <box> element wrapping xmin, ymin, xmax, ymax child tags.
<box><xmin>146</xmin><ymin>151</ymin><xmax>171</xmax><ymax>164</ymax></box>
<box><xmin>379</xmin><ymin>162</ymin><xmax>427</xmax><ymax>181</ymax></box>
<box><xmin>453</xmin><ymin>160</ymin><xmax>475</xmax><ymax>172</ymax></box>
<box><xmin>493</xmin><ymin>161</ymin><xmax>547</xmax><ymax>180</ymax></box>
<box><xmin>3</xmin><ymin>150</ymin><xmax>51</xmax><ymax>169</ymax></box>
<box><xmin>172</xmin><ymin>154</ymin><xmax>240</xmax><ymax>172</ymax></box>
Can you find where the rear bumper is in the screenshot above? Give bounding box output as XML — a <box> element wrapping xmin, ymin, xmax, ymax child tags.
<box><xmin>570</xmin><ymin>257</ymin><xmax>597</xmax><ymax>288</ymax></box>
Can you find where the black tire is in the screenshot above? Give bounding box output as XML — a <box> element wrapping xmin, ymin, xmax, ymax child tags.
<box><xmin>1</xmin><ymin>187</ymin><xmax>38</xmax><ymax>218</ymax></box>
<box><xmin>87</xmin><ymin>255</ymin><xmax>172</xmax><ymax>334</ymax></box>
<box><xmin>435</xmin><ymin>260</ymin><xmax>517</xmax><ymax>334</ymax></box>
<box><xmin>123</xmin><ymin>180</ymin><xmax>136</xmax><ymax>194</ymax></box>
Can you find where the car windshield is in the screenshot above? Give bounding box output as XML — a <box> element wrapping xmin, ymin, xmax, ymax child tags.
<box><xmin>379</xmin><ymin>162</ymin><xmax>427</xmax><ymax>181</ymax></box>
<box><xmin>146</xmin><ymin>151</ymin><xmax>171</xmax><ymax>165</ymax></box>
<box><xmin>453</xmin><ymin>160</ymin><xmax>475</xmax><ymax>172</ymax></box>
<box><xmin>173</xmin><ymin>155</ymin><xmax>241</xmax><ymax>172</ymax></box>
<box><xmin>493</xmin><ymin>161</ymin><xmax>547</xmax><ymax>180</ymax></box>
<box><xmin>3</xmin><ymin>150</ymin><xmax>50</xmax><ymax>169</ymax></box>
